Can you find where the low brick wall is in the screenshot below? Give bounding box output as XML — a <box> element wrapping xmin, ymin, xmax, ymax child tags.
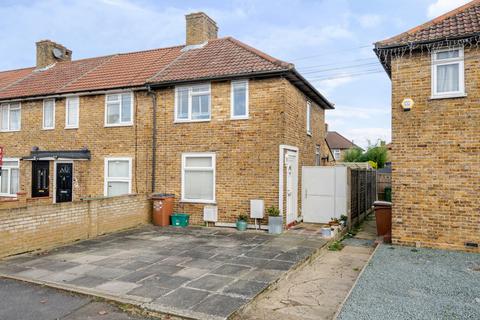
<box><xmin>0</xmin><ymin>194</ymin><xmax>151</xmax><ymax>258</ymax></box>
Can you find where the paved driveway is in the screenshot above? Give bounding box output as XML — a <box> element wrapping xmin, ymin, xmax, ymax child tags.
<box><xmin>338</xmin><ymin>244</ymin><xmax>480</xmax><ymax>320</ymax></box>
<box><xmin>0</xmin><ymin>225</ymin><xmax>326</xmax><ymax>320</ymax></box>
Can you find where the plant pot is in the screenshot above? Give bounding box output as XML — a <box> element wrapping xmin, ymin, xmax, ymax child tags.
<box><xmin>236</xmin><ymin>220</ymin><xmax>247</xmax><ymax>231</ymax></box>
<box><xmin>321</xmin><ymin>227</ymin><xmax>332</xmax><ymax>237</ymax></box>
<box><xmin>268</xmin><ymin>216</ymin><xmax>283</xmax><ymax>234</ymax></box>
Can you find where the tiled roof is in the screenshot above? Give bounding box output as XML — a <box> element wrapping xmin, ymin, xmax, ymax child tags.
<box><xmin>376</xmin><ymin>0</ymin><xmax>480</xmax><ymax>47</ymax></box>
<box><xmin>326</xmin><ymin>131</ymin><xmax>361</xmax><ymax>150</ymax></box>
<box><xmin>0</xmin><ymin>37</ymin><xmax>292</xmax><ymax>101</ymax></box>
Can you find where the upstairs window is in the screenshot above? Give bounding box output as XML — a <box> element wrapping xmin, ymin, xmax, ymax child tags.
<box><xmin>306</xmin><ymin>101</ymin><xmax>312</xmax><ymax>135</ymax></box>
<box><xmin>432</xmin><ymin>48</ymin><xmax>464</xmax><ymax>98</ymax></box>
<box><xmin>231</xmin><ymin>80</ymin><xmax>249</xmax><ymax>119</ymax></box>
<box><xmin>175</xmin><ymin>84</ymin><xmax>211</xmax><ymax>122</ymax></box>
<box><xmin>0</xmin><ymin>159</ymin><xmax>19</xmax><ymax>197</ymax></box>
<box><xmin>105</xmin><ymin>92</ymin><xmax>133</xmax><ymax>126</ymax></box>
<box><xmin>43</xmin><ymin>99</ymin><xmax>55</xmax><ymax>130</ymax></box>
<box><xmin>0</xmin><ymin>103</ymin><xmax>21</xmax><ymax>132</ymax></box>
<box><xmin>66</xmin><ymin>96</ymin><xmax>79</xmax><ymax>128</ymax></box>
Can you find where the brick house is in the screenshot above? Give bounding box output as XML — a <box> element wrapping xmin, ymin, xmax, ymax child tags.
<box><xmin>375</xmin><ymin>1</ymin><xmax>480</xmax><ymax>251</ymax></box>
<box><xmin>0</xmin><ymin>12</ymin><xmax>333</xmax><ymax>228</ymax></box>
<box><xmin>325</xmin><ymin>129</ymin><xmax>362</xmax><ymax>161</ymax></box>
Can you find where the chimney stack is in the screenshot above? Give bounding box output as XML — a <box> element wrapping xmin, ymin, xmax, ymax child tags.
<box><xmin>36</xmin><ymin>40</ymin><xmax>72</xmax><ymax>69</ymax></box>
<box><xmin>185</xmin><ymin>12</ymin><xmax>218</xmax><ymax>46</ymax></box>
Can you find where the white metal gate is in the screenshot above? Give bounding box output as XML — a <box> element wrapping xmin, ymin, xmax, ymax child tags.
<box><xmin>302</xmin><ymin>166</ymin><xmax>348</xmax><ymax>223</ymax></box>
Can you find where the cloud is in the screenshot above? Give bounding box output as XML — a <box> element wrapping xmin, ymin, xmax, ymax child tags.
<box><xmin>343</xmin><ymin>128</ymin><xmax>391</xmax><ymax>149</ymax></box>
<box><xmin>427</xmin><ymin>0</ymin><xmax>470</xmax><ymax>18</ymax></box>
<box><xmin>356</xmin><ymin>14</ymin><xmax>383</xmax><ymax>28</ymax></box>
<box><xmin>327</xmin><ymin>105</ymin><xmax>389</xmax><ymax>120</ymax></box>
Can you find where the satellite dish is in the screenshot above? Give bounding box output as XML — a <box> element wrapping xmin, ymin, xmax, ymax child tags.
<box><xmin>52</xmin><ymin>48</ymin><xmax>64</xmax><ymax>59</ymax></box>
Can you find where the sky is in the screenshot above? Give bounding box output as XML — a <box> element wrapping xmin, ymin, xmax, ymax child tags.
<box><xmin>0</xmin><ymin>0</ymin><xmax>471</xmax><ymax>148</ymax></box>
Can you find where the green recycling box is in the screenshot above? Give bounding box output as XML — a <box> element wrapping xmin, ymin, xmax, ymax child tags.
<box><xmin>171</xmin><ymin>213</ymin><xmax>190</xmax><ymax>227</ymax></box>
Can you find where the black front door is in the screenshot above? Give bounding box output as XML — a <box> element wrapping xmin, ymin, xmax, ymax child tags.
<box><xmin>56</xmin><ymin>163</ymin><xmax>73</xmax><ymax>203</ymax></box>
<box><xmin>32</xmin><ymin>161</ymin><xmax>49</xmax><ymax>198</ymax></box>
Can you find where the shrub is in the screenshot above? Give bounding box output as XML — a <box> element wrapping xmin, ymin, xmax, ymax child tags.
<box><xmin>266</xmin><ymin>206</ymin><xmax>280</xmax><ymax>217</ymax></box>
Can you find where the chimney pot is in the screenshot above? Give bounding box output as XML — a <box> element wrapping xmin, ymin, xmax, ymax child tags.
<box><xmin>36</xmin><ymin>40</ymin><xmax>72</xmax><ymax>69</ymax></box>
<box><xmin>185</xmin><ymin>12</ymin><xmax>218</xmax><ymax>46</ymax></box>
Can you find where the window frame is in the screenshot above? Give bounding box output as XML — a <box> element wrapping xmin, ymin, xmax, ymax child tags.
<box><xmin>104</xmin><ymin>92</ymin><xmax>134</xmax><ymax>127</ymax></box>
<box><xmin>42</xmin><ymin>98</ymin><xmax>55</xmax><ymax>130</ymax></box>
<box><xmin>315</xmin><ymin>145</ymin><xmax>321</xmax><ymax>166</ymax></box>
<box><xmin>104</xmin><ymin>157</ymin><xmax>132</xmax><ymax>197</ymax></box>
<box><xmin>431</xmin><ymin>47</ymin><xmax>465</xmax><ymax>99</ymax></box>
<box><xmin>0</xmin><ymin>102</ymin><xmax>21</xmax><ymax>132</ymax></box>
<box><xmin>306</xmin><ymin>101</ymin><xmax>312</xmax><ymax>135</ymax></box>
<box><xmin>174</xmin><ymin>83</ymin><xmax>211</xmax><ymax>123</ymax></box>
<box><xmin>230</xmin><ymin>80</ymin><xmax>249</xmax><ymax>120</ymax></box>
<box><xmin>65</xmin><ymin>96</ymin><xmax>80</xmax><ymax>129</ymax></box>
<box><xmin>181</xmin><ymin>152</ymin><xmax>216</xmax><ymax>204</ymax></box>
<box><xmin>0</xmin><ymin>158</ymin><xmax>20</xmax><ymax>197</ymax></box>
<box><xmin>333</xmin><ymin>149</ymin><xmax>341</xmax><ymax>160</ymax></box>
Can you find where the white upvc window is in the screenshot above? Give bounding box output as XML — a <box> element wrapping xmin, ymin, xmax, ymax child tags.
<box><xmin>231</xmin><ymin>80</ymin><xmax>249</xmax><ymax>119</ymax></box>
<box><xmin>105</xmin><ymin>92</ymin><xmax>133</xmax><ymax>126</ymax></box>
<box><xmin>0</xmin><ymin>158</ymin><xmax>19</xmax><ymax>197</ymax></box>
<box><xmin>306</xmin><ymin>101</ymin><xmax>312</xmax><ymax>135</ymax></box>
<box><xmin>181</xmin><ymin>153</ymin><xmax>216</xmax><ymax>203</ymax></box>
<box><xmin>104</xmin><ymin>157</ymin><xmax>132</xmax><ymax>197</ymax></box>
<box><xmin>66</xmin><ymin>96</ymin><xmax>79</xmax><ymax>129</ymax></box>
<box><xmin>175</xmin><ymin>83</ymin><xmax>211</xmax><ymax>122</ymax></box>
<box><xmin>333</xmin><ymin>149</ymin><xmax>341</xmax><ymax>160</ymax></box>
<box><xmin>432</xmin><ymin>47</ymin><xmax>465</xmax><ymax>98</ymax></box>
<box><xmin>42</xmin><ymin>99</ymin><xmax>55</xmax><ymax>130</ymax></box>
<box><xmin>0</xmin><ymin>103</ymin><xmax>21</xmax><ymax>132</ymax></box>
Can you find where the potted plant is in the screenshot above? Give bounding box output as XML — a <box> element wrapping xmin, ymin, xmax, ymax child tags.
<box><xmin>328</xmin><ymin>217</ymin><xmax>340</xmax><ymax>227</ymax></box>
<box><xmin>236</xmin><ymin>214</ymin><xmax>248</xmax><ymax>231</ymax></box>
<box><xmin>340</xmin><ymin>214</ymin><xmax>348</xmax><ymax>227</ymax></box>
<box><xmin>267</xmin><ymin>206</ymin><xmax>283</xmax><ymax>234</ymax></box>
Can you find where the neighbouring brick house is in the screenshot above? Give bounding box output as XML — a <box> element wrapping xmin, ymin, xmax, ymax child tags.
<box><xmin>375</xmin><ymin>0</ymin><xmax>480</xmax><ymax>251</ymax></box>
<box><xmin>0</xmin><ymin>12</ymin><xmax>333</xmax><ymax>228</ymax></box>
<box><xmin>325</xmin><ymin>129</ymin><xmax>362</xmax><ymax>161</ymax></box>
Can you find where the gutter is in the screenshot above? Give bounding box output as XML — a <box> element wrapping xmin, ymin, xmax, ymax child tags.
<box><xmin>0</xmin><ymin>86</ymin><xmax>147</xmax><ymax>104</ymax></box>
<box><xmin>147</xmin><ymin>68</ymin><xmax>335</xmax><ymax>110</ymax></box>
<box><xmin>147</xmin><ymin>85</ymin><xmax>157</xmax><ymax>194</ymax></box>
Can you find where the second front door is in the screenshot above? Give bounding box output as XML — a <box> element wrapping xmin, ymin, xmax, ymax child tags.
<box><xmin>56</xmin><ymin>163</ymin><xmax>73</xmax><ymax>203</ymax></box>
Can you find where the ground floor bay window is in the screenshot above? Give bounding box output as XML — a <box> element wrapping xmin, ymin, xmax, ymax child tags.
<box><xmin>104</xmin><ymin>158</ymin><xmax>132</xmax><ymax>197</ymax></box>
<box><xmin>181</xmin><ymin>153</ymin><xmax>216</xmax><ymax>203</ymax></box>
<box><xmin>0</xmin><ymin>159</ymin><xmax>19</xmax><ymax>197</ymax></box>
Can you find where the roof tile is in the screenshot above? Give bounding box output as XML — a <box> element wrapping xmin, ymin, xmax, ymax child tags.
<box><xmin>376</xmin><ymin>0</ymin><xmax>480</xmax><ymax>47</ymax></box>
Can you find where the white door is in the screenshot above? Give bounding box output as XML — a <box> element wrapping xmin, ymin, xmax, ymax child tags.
<box><xmin>302</xmin><ymin>166</ymin><xmax>348</xmax><ymax>223</ymax></box>
<box><xmin>285</xmin><ymin>151</ymin><xmax>298</xmax><ymax>225</ymax></box>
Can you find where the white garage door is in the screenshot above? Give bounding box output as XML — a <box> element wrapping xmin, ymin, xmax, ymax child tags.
<box><xmin>302</xmin><ymin>166</ymin><xmax>348</xmax><ymax>223</ymax></box>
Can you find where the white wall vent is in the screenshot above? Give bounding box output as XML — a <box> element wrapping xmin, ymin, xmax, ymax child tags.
<box><xmin>203</xmin><ymin>206</ymin><xmax>218</xmax><ymax>222</ymax></box>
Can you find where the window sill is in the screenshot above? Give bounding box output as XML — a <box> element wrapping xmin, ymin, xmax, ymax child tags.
<box><xmin>0</xmin><ymin>130</ymin><xmax>21</xmax><ymax>133</ymax></box>
<box><xmin>65</xmin><ymin>126</ymin><xmax>79</xmax><ymax>130</ymax></box>
<box><xmin>230</xmin><ymin>116</ymin><xmax>249</xmax><ymax>120</ymax></box>
<box><xmin>430</xmin><ymin>93</ymin><xmax>467</xmax><ymax>100</ymax></box>
<box><xmin>104</xmin><ymin>123</ymin><xmax>134</xmax><ymax>128</ymax></box>
<box><xmin>307</xmin><ymin>132</ymin><xmax>312</xmax><ymax>137</ymax></box>
<box><xmin>42</xmin><ymin>128</ymin><xmax>55</xmax><ymax>131</ymax></box>
<box><xmin>174</xmin><ymin>119</ymin><xmax>211</xmax><ymax>124</ymax></box>
<box><xmin>180</xmin><ymin>199</ymin><xmax>216</xmax><ymax>205</ymax></box>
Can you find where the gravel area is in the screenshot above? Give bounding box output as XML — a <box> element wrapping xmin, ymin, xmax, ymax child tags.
<box><xmin>338</xmin><ymin>244</ymin><xmax>480</xmax><ymax>320</ymax></box>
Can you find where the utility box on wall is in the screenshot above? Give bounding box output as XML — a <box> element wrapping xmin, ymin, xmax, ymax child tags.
<box><xmin>250</xmin><ymin>200</ymin><xmax>264</xmax><ymax>219</ymax></box>
<box><xmin>203</xmin><ymin>206</ymin><xmax>218</xmax><ymax>222</ymax></box>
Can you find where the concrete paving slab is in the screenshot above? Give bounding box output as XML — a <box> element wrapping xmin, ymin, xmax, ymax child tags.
<box><xmin>95</xmin><ymin>280</ymin><xmax>140</xmax><ymax>295</ymax></box>
<box><xmin>192</xmin><ymin>294</ymin><xmax>248</xmax><ymax>318</ymax></box>
<box><xmin>153</xmin><ymin>287</ymin><xmax>210</xmax><ymax>309</ymax></box>
<box><xmin>211</xmin><ymin>264</ymin><xmax>252</xmax><ymax>277</ymax></box>
<box><xmin>172</xmin><ymin>267</ymin><xmax>209</xmax><ymax>279</ymax></box>
<box><xmin>67</xmin><ymin>275</ymin><xmax>110</xmax><ymax>288</ymax></box>
<box><xmin>126</xmin><ymin>279</ymin><xmax>172</xmax><ymax>299</ymax></box>
<box><xmin>223</xmin><ymin>279</ymin><xmax>269</xmax><ymax>298</ymax></box>
<box><xmin>187</xmin><ymin>274</ymin><xmax>235</xmax><ymax>292</ymax></box>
